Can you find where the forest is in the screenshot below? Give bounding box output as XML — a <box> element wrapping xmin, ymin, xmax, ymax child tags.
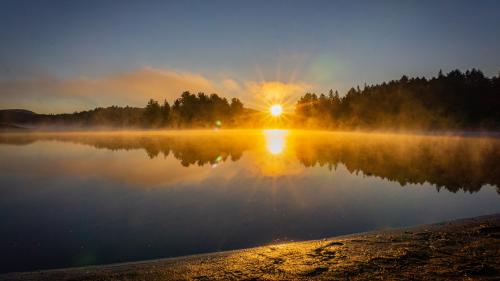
<box><xmin>0</xmin><ymin>92</ymin><xmax>253</xmax><ymax>129</ymax></box>
<box><xmin>295</xmin><ymin>69</ymin><xmax>499</xmax><ymax>130</ymax></box>
<box><xmin>1</xmin><ymin>69</ymin><xmax>498</xmax><ymax>130</ymax></box>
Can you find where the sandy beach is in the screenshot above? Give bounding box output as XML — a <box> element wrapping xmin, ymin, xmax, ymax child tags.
<box><xmin>2</xmin><ymin>214</ymin><xmax>499</xmax><ymax>281</ymax></box>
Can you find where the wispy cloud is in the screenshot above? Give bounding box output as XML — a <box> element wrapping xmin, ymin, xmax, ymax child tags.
<box><xmin>0</xmin><ymin>67</ymin><xmax>312</xmax><ymax>113</ymax></box>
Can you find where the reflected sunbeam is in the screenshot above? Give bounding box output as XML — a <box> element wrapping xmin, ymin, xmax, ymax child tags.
<box><xmin>264</xmin><ymin>129</ymin><xmax>288</xmax><ymax>155</ymax></box>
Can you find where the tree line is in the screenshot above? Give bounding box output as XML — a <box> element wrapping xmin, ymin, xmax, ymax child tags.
<box><xmin>294</xmin><ymin>69</ymin><xmax>499</xmax><ymax>130</ymax></box>
<box><xmin>13</xmin><ymin>92</ymin><xmax>251</xmax><ymax>128</ymax></box>
<box><xmin>142</xmin><ymin>91</ymin><xmax>245</xmax><ymax>128</ymax></box>
<box><xmin>1</xmin><ymin>68</ymin><xmax>498</xmax><ymax>130</ymax></box>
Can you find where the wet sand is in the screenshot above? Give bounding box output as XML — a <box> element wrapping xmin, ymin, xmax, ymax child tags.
<box><xmin>2</xmin><ymin>214</ymin><xmax>500</xmax><ymax>281</ymax></box>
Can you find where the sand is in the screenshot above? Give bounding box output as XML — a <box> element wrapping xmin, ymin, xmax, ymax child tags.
<box><xmin>2</xmin><ymin>214</ymin><xmax>500</xmax><ymax>280</ymax></box>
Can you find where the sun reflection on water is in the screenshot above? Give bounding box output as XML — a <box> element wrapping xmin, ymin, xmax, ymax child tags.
<box><xmin>264</xmin><ymin>129</ymin><xmax>288</xmax><ymax>155</ymax></box>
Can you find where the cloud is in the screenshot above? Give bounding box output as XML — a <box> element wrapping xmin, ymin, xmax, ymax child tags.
<box><xmin>0</xmin><ymin>67</ymin><xmax>312</xmax><ymax>113</ymax></box>
<box><xmin>0</xmin><ymin>67</ymin><xmax>220</xmax><ymax>113</ymax></box>
<box><xmin>221</xmin><ymin>79</ymin><xmax>242</xmax><ymax>93</ymax></box>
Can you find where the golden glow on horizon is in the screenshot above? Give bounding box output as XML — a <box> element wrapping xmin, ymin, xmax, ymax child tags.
<box><xmin>270</xmin><ymin>104</ymin><xmax>283</xmax><ymax>117</ymax></box>
<box><xmin>243</xmin><ymin>78</ymin><xmax>305</xmax><ymax>128</ymax></box>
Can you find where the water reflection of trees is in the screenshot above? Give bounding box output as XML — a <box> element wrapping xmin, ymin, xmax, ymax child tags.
<box><xmin>293</xmin><ymin>133</ymin><xmax>499</xmax><ymax>194</ymax></box>
<box><xmin>0</xmin><ymin>133</ymin><xmax>250</xmax><ymax>167</ymax></box>
<box><xmin>0</xmin><ymin>132</ymin><xmax>498</xmax><ymax>193</ymax></box>
<box><xmin>85</xmin><ymin>135</ymin><xmax>249</xmax><ymax>166</ymax></box>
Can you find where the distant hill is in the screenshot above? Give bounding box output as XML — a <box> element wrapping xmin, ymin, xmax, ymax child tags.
<box><xmin>0</xmin><ymin>109</ymin><xmax>40</xmax><ymax>125</ymax></box>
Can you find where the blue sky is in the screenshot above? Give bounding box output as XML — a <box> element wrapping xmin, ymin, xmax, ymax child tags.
<box><xmin>1</xmin><ymin>0</ymin><xmax>499</xmax><ymax>112</ymax></box>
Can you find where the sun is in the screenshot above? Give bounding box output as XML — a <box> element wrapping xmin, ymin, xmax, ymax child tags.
<box><xmin>270</xmin><ymin>104</ymin><xmax>283</xmax><ymax>117</ymax></box>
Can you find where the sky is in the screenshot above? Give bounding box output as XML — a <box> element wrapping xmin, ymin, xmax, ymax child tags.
<box><xmin>0</xmin><ymin>0</ymin><xmax>499</xmax><ymax>113</ymax></box>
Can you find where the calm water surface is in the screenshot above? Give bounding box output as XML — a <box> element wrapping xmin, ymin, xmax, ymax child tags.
<box><xmin>0</xmin><ymin>130</ymin><xmax>499</xmax><ymax>273</ymax></box>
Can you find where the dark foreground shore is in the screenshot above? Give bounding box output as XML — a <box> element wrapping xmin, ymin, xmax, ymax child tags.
<box><xmin>2</xmin><ymin>215</ymin><xmax>500</xmax><ymax>281</ymax></box>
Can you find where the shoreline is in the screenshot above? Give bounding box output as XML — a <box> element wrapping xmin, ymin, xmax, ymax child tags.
<box><xmin>3</xmin><ymin>214</ymin><xmax>500</xmax><ymax>280</ymax></box>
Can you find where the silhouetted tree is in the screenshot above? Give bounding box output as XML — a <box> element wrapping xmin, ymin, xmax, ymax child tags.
<box><xmin>143</xmin><ymin>99</ymin><xmax>162</xmax><ymax>127</ymax></box>
<box><xmin>161</xmin><ymin>99</ymin><xmax>170</xmax><ymax>125</ymax></box>
<box><xmin>294</xmin><ymin>69</ymin><xmax>500</xmax><ymax>130</ymax></box>
<box><xmin>230</xmin><ymin>98</ymin><xmax>244</xmax><ymax>115</ymax></box>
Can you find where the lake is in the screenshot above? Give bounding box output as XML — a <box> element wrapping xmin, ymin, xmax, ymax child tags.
<box><xmin>0</xmin><ymin>130</ymin><xmax>499</xmax><ymax>273</ymax></box>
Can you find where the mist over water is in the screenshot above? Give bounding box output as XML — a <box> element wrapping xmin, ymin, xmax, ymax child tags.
<box><xmin>0</xmin><ymin>130</ymin><xmax>499</xmax><ymax>273</ymax></box>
